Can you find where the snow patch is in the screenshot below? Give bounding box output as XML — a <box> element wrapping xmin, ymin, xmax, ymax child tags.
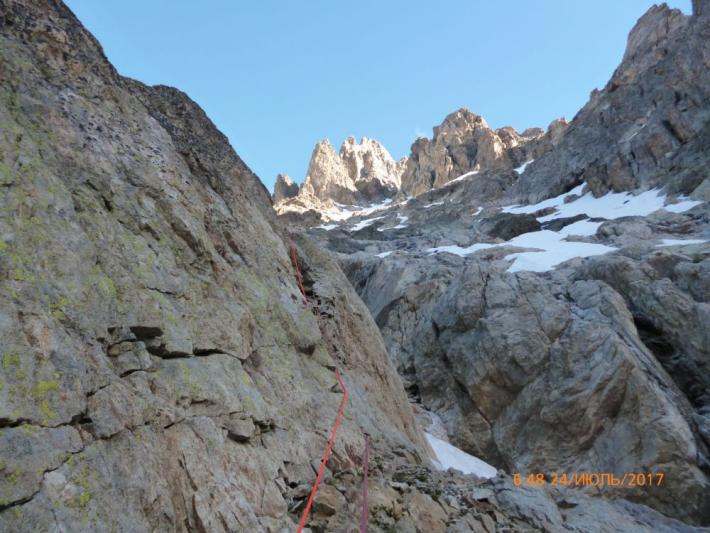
<box><xmin>426</xmin><ymin>433</ymin><xmax>497</xmax><ymax>478</ymax></box>
<box><xmin>503</xmin><ymin>187</ymin><xmax>700</xmax><ymax>221</ymax></box>
<box><xmin>291</xmin><ymin>198</ymin><xmax>395</xmax><ymax>223</ymax></box>
<box><xmin>427</xmin><ymin>243</ymin><xmax>497</xmax><ymax>256</ymax></box>
<box><xmin>423</xmin><ymin>201</ymin><xmax>445</xmax><ymax>209</ymax></box>
<box><xmin>514</xmin><ymin>160</ymin><xmax>534</xmax><ymax>173</ymax></box>
<box><xmin>378</xmin><ymin>214</ymin><xmax>409</xmax><ymax>231</ymax></box>
<box><xmin>427</xmin><ymin>220</ymin><xmax>611</xmax><ymax>272</ymax></box>
<box><xmin>375</xmin><ymin>251</ymin><xmax>393</xmax><ymax>258</ymax></box>
<box><xmin>657</xmin><ymin>238</ymin><xmax>707</xmax><ymax>247</ymax></box>
<box><xmin>317</xmin><ymin>223</ymin><xmax>339</xmax><ymax>231</ymax></box>
<box><xmin>441</xmin><ymin>170</ymin><xmax>479</xmax><ymax>187</ymax></box>
<box><xmin>505</xmin><ymin>240</ymin><xmax>615</xmax><ymax>273</ymax></box>
<box><xmin>350</xmin><ymin>216</ymin><xmax>385</xmax><ymax>232</ymax></box>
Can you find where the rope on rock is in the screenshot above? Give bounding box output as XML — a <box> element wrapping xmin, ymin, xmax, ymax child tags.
<box><xmin>359</xmin><ymin>431</ymin><xmax>370</xmax><ymax>533</ymax></box>
<box><xmin>296</xmin><ymin>368</ymin><xmax>348</xmax><ymax>533</ymax></box>
<box><xmin>288</xmin><ymin>236</ymin><xmax>308</xmax><ymax>306</ymax></box>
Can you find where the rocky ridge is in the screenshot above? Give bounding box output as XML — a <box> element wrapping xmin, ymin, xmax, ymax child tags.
<box><xmin>400</xmin><ymin>109</ymin><xmax>568</xmax><ymax>197</ymax></box>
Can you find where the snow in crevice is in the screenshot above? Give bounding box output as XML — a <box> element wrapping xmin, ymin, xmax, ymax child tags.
<box><xmin>439</xmin><ymin>170</ymin><xmax>479</xmax><ymax>189</ymax></box>
<box><xmin>349</xmin><ymin>216</ymin><xmax>385</xmax><ymax>232</ymax></box>
<box><xmin>423</xmin><ymin>201</ymin><xmax>445</xmax><ymax>209</ymax></box>
<box><xmin>378</xmin><ymin>214</ymin><xmax>409</xmax><ymax>231</ymax></box>
<box><xmin>375</xmin><ymin>251</ymin><xmax>393</xmax><ymax>258</ymax></box>
<box><xmin>299</xmin><ymin>198</ymin><xmax>395</xmax><ymax>225</ymax></box>
<box><xmin>514</xmin><ymin>160</ymin><xmax>533</xmax><ymax>173</ymax></box>
<box><xmin>317</xmin><ymin>223</ymin><xmax>339</xmax><ymax>231</ymax></box>
<box><xmin>426</xmin><ymin>433</ymin><xmax>497</xmax><ymax>478</ymax></box>
<box><xmin>428</xmin><ymin>220</ymin><xmax>613</xmax><ymax>273</ymax></box>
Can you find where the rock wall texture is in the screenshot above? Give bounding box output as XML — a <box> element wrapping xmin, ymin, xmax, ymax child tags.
<box><xmin>272</xmin><ymin>173</ymin><xmax>299</xmax><ymax>203</ymax></box>
<box><xmin>399</xmin><ymin>109</ymin><xmax>567</xmax><ymax>197</ymax></box>
<box><xmin>510</xmin><ymin>2</ymin><xmax>710</xmax><ymax>203</ymax></box>
<box><xmin>0</xmin><ymin>1</ymin><xmax>433</xmax><ymax>530</ymax></box>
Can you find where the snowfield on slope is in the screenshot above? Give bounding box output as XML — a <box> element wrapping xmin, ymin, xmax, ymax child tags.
<box><xmin>503</xmin><ymin>185</ymin><xmax>702</xmax><ymax>220</ymax></box>
<box><xmin>428</xmin><ymin>186</ymin><xmax>703</xmax><ymax>272</ymax></box>
<box><xmin>426</xmin><ymin>433</ymin><xmax>497</xmax><ymax>478</ymax></box>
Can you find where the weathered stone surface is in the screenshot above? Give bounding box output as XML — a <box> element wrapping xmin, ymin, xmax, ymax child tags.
<box><xmin>399</xmin><ymin>108</ymin><xmax>564</xmax><ymax>197</ymax></box>
<box><xmin>272</xmin><ymin>173</ymin><xmax>300</xmax><ymax>203</ymax></box>
<box><xmin>0</xmin><ymin>2</ymin><xmax>433</xmax><ymax>530</ymax></box>
<box><xmin>340</xmin><ymin>136</ymin><xmax>406</xmax><ymax>199</ymax></box>
<box><xmin>510</xmin><ymin>3</ymin><xmax>710</xmax><ymax>203</ymax></box>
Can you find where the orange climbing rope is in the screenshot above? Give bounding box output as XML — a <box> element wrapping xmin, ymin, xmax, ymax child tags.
<box><xmin>289</xmin><ymin>237</ymin><xmax>308</xmax><ymax>306</ymax></box>
<box><xmin>296</xmin><ymin>368</ymin><xmax>348</xmax><ymax>533</ymax></box>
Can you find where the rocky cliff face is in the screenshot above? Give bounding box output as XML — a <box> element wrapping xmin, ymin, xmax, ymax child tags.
<box><xmin>272</xmin><ymin>173</ymin><xmax>299</xmax><ymax>203</ymax></box>
<box><xmin>0</xmin><ymin>2</ymin><xmax>433</xmax><ymax>530</ymax></box>
<box><xmin>510</xmin><ymin>2</ymin><xmax>710</xmax><ymax>204</ymax></box>
<box><xmin>399</xmin><ymin>109</ymin><xmax>567</xmax><ymax>197</ymax></box>
<box><xmin>294</xmin><ymin>1</ymin><xmax>710</xmax><ymax>528</ymax></box>
<box><xmin>340</xmin><ymin>136</ymin><xmax>406</xmax><ymax>199</ymax></box>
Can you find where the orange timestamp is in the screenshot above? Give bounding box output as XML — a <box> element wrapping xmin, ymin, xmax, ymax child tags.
<box><xmin>512</xmin><ymin>471</ymin><xmax>665</xmax><ymax>488</ymax></box>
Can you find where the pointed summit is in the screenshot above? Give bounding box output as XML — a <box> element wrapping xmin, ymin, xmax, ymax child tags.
<box><xmin>272</xmin><ymin>173</ymin><xmax>299</xmax><ymax>202</ymax></box>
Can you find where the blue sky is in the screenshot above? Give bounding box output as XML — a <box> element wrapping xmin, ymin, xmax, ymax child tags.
<box><xmin>65</xmin><ymin>0</ymin><xmax>691</xmax><ymax>192</ymax></box>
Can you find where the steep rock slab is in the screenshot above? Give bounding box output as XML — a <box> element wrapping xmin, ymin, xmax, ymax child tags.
<box><xmin>0</xmin><ymin>2</ymin><xmax>428</xmax><ymax>530</ymax></box>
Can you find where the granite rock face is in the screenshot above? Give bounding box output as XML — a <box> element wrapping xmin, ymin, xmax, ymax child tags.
<box><xmin>510</xmin><ymin>3</ymin><xmax>710</xmax><ymax>203</ymax></box>
<box><xmin>277</xmin><ymin>136</ymin><xmax>406</xmax><ymax>212</ymax></box>
<box><xmin>399</xmin><ymin>109</ymin><xmax>566</xmax><ymax>197</ymax></box>
<box><xmin>272</xmin><ymin>173</ymin><xmax>299</xmax><ymax>203</ymax></box>
<box><xmin>0</xmin><ymin>2</ymin><xmax>437</xmax><ymax>531</ymax></box>
<box><xmin>340</xmin><ymin>135</ymin><xmax>406</xmax><ymax>199</ymax></box>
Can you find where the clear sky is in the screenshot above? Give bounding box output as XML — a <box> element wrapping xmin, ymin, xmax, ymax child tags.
<box><xmin>65</xmin><ymin>0</ymin><xmax>691</xmax><ymax>192</ymax></box>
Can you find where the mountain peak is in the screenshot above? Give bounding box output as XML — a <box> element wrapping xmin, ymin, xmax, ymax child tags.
<box><xmin>272</xmin><ymin>173</ymin><xmax>299</xmax><ymax>202</ymax></box>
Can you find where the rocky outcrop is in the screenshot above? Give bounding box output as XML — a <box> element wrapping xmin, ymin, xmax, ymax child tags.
<box><xmin>510</xmin><ymin>3</ymin><xmax>710</xmax><ymax>203</ymax></box>
<box><xmin>272</xmin><ymin>173</ymin><xmax>299</xmax><ymax>202</ymax></box>
<box><xmin>275</xmin><ymin>136</ymin><xmax>406</xmax><ymax>220</ymax></box>
<box><xmin>340</xmin><ymin>136</ymin><xmax>406</xmax><ymax>199</ymax></box>
<box><xmin>300</xmin><ymin>139</ymin><xmax>357</xmax><ymax>204</ymax></box>
<box><xmin>400</xmin><ymin>109</ymin><xmax>566</xmax><ymax>196</ymax></box>
<box><xmin>342</xmin><ymin>245</ymin><xmax>710</xmax><ymax>523</ymax></box>
<box><xmin>314</xmin><ymin>175</ymin><xmax>710</xmax><ymax>526</ymax></box>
